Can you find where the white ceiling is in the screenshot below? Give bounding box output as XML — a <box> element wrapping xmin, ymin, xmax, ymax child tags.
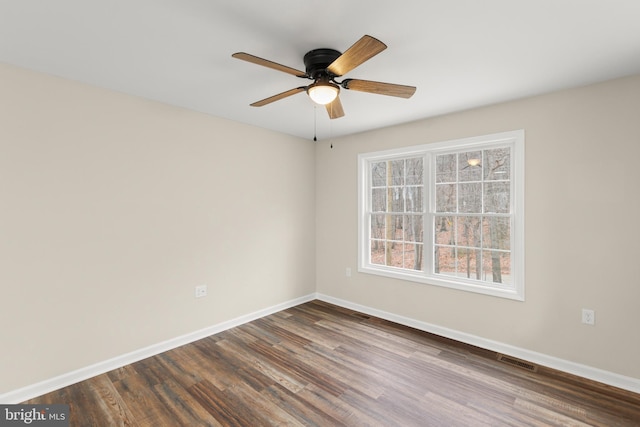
<box><xmin>1</xmin><ymin>1</ymin><xmax>639</xmax><ymax>140</ymax></box>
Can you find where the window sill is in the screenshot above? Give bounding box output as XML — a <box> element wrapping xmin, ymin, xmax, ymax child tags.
<box><xmin>358</xmin><ymin>265</ymin><xmax>524</xmax><ymax>301</ymax></box>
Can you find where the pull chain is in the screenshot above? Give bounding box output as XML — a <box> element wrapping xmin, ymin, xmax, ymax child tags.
<box><xmin>329</xmin><ymin>107</ymin><xmax>333</xmax><ymax>148</ymax></box>
<box><xmin>313</xmin><ymin>105</ymin><xmax>317</xmax><ymax>141</ymax></box>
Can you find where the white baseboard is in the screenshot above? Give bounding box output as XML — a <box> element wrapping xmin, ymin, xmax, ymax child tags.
<box><xmin>316</xmin><ymin>293</ymin><xmax>640</xmax><ymax>395</ymax></box>
<box><xmin>0</xmin><ymin>293</ymin><xmax>316</xmax><ymax>404</ymax></box>
<box><xmin>3</xmin><ymin>292</ymin><xmax>638</xmax><ymax>403</ymax></box>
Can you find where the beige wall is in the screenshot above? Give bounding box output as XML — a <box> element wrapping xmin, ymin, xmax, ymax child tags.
<box><xmin>2</xmin><ymin>60</ymin><xmax>638</xmax><ymax>395</ymax></box>
<box><xmin>316</xmin><ymin>74</ymin><xmax>640</xmax><ymax>379</ymax></box>
<box><xmin>0</xmin><ymin>63</ymin><xmax>316</xmax><ymax>394</ymax></box>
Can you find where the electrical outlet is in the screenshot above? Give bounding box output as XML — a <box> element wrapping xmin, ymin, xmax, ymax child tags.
<box><xmin>195</xmin><ymin>284</ymin><xmax>207</xmax><ymax>298</ymax></box>
<box><xmin>346</xmin><ymin>267</ymin><xmax>352</xmax><ymax>277</ymax></box>
<box><xmin>581</xmin><ymin>308</ymin><xmax>595</xmax><ymax>325</ymax></box>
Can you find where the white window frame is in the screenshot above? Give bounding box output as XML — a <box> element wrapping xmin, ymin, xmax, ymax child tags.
<box><xmin>358</xmin><ymin>130</ymin><xmax>525</xmax><ymax>301</ymax></box>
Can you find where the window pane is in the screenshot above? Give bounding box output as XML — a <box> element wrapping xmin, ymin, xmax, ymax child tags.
<box><xmin>484</xmin><ymin>147</ymin><xmax>510</xmax><ymax>181</ymax></box>
<box><xmin>371</xmin><ymin>214</ymin><xmax>386</xmax><ymax>240</ymax></box>
<box><xmin>387</xmin><ymin>214</ymin><xmax>403</xmax><ymax>240</ymax></box>
<box><xmin>390</xmin><ymin>188</ymin><xmax>403</xmax><ymax>212</ymax></box>
<box><xmin>483</xmin><ymin>217</ymin><xmax>510</xmax><ymax>250</ymax></box>
<box><xmin>459</xmin><ymin>182</ymin><xmax>482</xmax><ymax>213</ymax></box>
<box><xmin>436</xmin><ymin>184</ymin><xmax>456</xmax><ymax>212</ymax></box>
<box><xmin>371</xmin><ymin>161</ymin><xmax>387</xmax><ymax>186</ymax></box>
<box><xmin>457</xmin><ymin>248</ymin><xmax>481</xmax><ymax>280</ymax></box>
<box><xmin>371</xmin><ymin>188</ymin><xmax>386</xmax><ymax>212</ymax></box>
<box><xmin>390</xmin><ymin>160</ymin><xmax>404</xmax><ymax>186</ymax></box>
<box><xmin>436</xmin><ymin>153</ymin><xmax>456</xmax><ymax>183</ymax></box>
<box><xmin>406</xmin><ymin>157</ymin><xmax>423</xmax><ymax>185</ymax></box>
<box><xmin>371</xmin><ymin>241</ymin><xmax>385</xmax><ymax>265</ymax></box>
<box><xmin>389</xmin><ymin>242</ymin><xmax>403</xmax><ymax>268</ymax></box>
<box><xmin>456</xmin><ymin>216</ymin><xmax>481</xmax><ymax>248</ymax></box>
<box><xmin>484</xmin><ymin>182</ymin><xmax>510</xmax><ymax>213</ymax></box>
<box><xmin>434</xmin><ymin>246</ymin><xmax>456</xmax><ymax>277</ymax></box>
<box><xmin>405</xmin><ymin>186</ymin><xmax>423</xmax><ymax>212</ymax></box>
<box><xmin>403</xmin><ymin>243</ymin><xmax>424</xmax><ymax>270</ymax></box>
<box><xmin>459</xmin><ymin>151</ymin><xmax>482</xmax><ymax>182</ymax></box>
<box><xmin>403</xmin><ymin>215</ymin><xmax>423</xmax><ymax>242</ymax></box>
<box><xmin>435</xmin><ymin>216</ymin><xmax>454</xmax><ymax>245</ymax></box>
<box><xmin>482</xmin><ymin>250</ymin><xmax>511</xmax><ymax>284</ymax></box>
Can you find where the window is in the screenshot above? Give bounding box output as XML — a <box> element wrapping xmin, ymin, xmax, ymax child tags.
<box><xmin>358</xmin><ymin>130</ymin><xmax>524</xmax><ymax>300</ymax></box>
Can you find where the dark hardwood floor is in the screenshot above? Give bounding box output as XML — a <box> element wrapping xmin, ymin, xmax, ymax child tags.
<box><xmin>26</xmin><ymin>300</ymin><xmax>640</xmax><ymax>426</ymax></box>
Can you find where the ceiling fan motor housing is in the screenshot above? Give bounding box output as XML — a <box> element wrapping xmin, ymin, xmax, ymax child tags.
<box><xmin>303</xmin><ymin>48</ymin><xmax>341</xmax><ymax>79</ymax></box>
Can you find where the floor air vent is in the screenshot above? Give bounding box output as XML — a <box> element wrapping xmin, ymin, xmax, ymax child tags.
<box><xmin>497</xmin><ymin>354</ymin><xmax>538</xmax><ymax>372</ymax></box>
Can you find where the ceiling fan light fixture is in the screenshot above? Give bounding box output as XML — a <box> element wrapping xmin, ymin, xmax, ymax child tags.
<box><xmin>307</xmin><ymin>81</ymin><xmax>339</xmax><ymax>105</ymax></box>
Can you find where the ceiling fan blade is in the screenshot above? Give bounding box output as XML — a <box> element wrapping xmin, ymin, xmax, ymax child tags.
<box><xmin>325</xmin><ymin>96</ymin><xmax>345</xmax><ymax>119</ymax></box>
<box><xmin>326</xmin><ymin>35</ymin><xmax>387</xmax><ymax>77</ymax></box>
<box><xmin>342</xmin><ymin>78</ymin><xmax>416</xmax><ymax>98</ymax></box>
<box><xmin>232</xmin><ymin>52</ymin><xmax>307</xmax><ymax>77</ymax></box>
<box><xmin>250</xmin><ymin>87</ymin><xmax>306</xmax><ymax>107</ymax></box>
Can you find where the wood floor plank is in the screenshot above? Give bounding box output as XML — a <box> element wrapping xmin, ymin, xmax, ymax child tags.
<box><xmin>296</xmin><ymin>384</ymin><xmax>385</xmax><ymax>427</ymax></box>
<box><xmin>260</xmin><ymin>383</ymin><xmax>348</xmax><ymax>427</ymax></box>
<box><xmin>108</xmin><ymin>362</ymin><xmax>180</xmax><ymax>426</ymax></box>
<box><xmin>85</xmin><ymin>375</ymin><xmax>137</xmax><ymax>426</ymax></box>
<box><xmin>258</xmin><ymin>313</ymin><xmax>344</xmax><ymax>350</ymax></box>
<box><xmin>252</xmin><ymin>317</ymin><xmax>313</xmax><ymax>348</ymax></box>
<box><xmin>419</xmin><ymin>391</ymin><xmax>504</xmax><ymax>427</ymax></box>
<box><xmin>24</xmin><ymin>300</ymin><xmax>640</xmax><ymax>426</ymax></box>
<box><xmin>223</xmin><ymin>380</ymin><xmax>304</xmax><ymax>426</ymax></box>
<box><xmin>285</xmin><ymin>340</ymin><xmax>388</xmax><ymax>400</ymax></box>
<box><xmin>305</xmin><ymin>337</ymin><xmax>436</xmax><ymax>399</ymax></box>
<box><xmin>245</xmin><ymin>338</ymin><xmax>347</xmax><ymax>397</ymax></box>
<box><xmin>186</xmin><ymin>338</ymin><xmax>250</xmax><ymax>391</ymax></box>
<box><xmin>151</xmin><ymin>379</ymin><xmax>223</xmax><ymax>427</ymax></box>
<box><xmin>316</xmin><ymin>318</ymin><xmax>415</xmax><ymax>358</ymax></box>
<box><xmin>188</xmin><ymin>379</ymin><xmax>265</xmax><ymax>427</ymax></box>
<box><xmin>514</xmin><ymin>397</ymin><xmax>593</xmax><ymax>427</ymax></box>
<box><xmin>340</xmin><ymin>385</ymin><xmax>438</xmax><ymax>427</ymax></box>
<box><xmin>150</xmin><ymin>350</ymin><xmax>205</xmax><ymax>389</ymax></box>
<box><xmin>215</xmin><ymin>336</ymin><xmax>307</xmax><ymax>393</ymax></box>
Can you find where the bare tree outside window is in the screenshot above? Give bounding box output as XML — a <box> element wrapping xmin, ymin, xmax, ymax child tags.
<box><xmin>369</xmin><ymin>157</ymin><xmax>424</xmax><ymax>271</ymax></box>
<box><xmin>433</xmin><ymin>147</ymin><xmax>511</xmax><ymax>284</ymax></box>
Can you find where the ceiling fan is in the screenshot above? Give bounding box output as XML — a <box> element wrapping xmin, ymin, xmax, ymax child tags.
<box><xmin>232</xmin><ymin>35</ymin><xmax>416</xmax><ymax>119</ymax></box>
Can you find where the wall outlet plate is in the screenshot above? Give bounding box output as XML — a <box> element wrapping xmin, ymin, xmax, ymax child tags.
<box><xmin>581</xmin><ymin>308</ymin><xmax>595</xmax><ymax>325</ymax></box>
<box><xmin>195</xmin><ymin>285</ymin><xmax>207</xmax><ymax>298</ymax></box>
